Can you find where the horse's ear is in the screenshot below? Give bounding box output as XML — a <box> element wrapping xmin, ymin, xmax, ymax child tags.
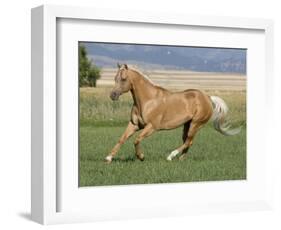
<box><xmin>121</xmin><ymin>64</ymin><xmax>128</xmax><ymax>80</ymax></box>
<box><xmin>117</xmin><ymin>63</ymin><xmax>121</xmax><ymax>69</ymax></box>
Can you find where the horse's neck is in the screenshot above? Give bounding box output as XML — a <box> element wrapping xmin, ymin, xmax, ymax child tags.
<box><xmin>129</xmin><ymin>71</ymin><xmax>161</xmax><ymax>112</ymax></box>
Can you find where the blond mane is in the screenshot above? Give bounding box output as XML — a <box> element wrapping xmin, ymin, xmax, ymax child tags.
<box><xmin>128</xmin><ymin>65</ymin><xmax>157</xmax><ymax>86</ymax></box>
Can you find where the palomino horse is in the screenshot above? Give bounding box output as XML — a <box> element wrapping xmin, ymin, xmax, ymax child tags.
<box><xmin>105</xmin><ymin>64</ymin><xmax>240</xmax><ymax>163</ymax></box>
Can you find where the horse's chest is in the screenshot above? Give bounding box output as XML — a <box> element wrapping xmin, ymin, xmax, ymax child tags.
<box><xmin>131</xmin><ymin>105</ymin><xmax>146</xmax><ymax>127</ymax></box>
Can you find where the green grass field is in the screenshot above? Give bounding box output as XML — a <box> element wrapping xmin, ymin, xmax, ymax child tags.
<box><xmin>79</xmin><ymin>87</ymin><xmax>246</xmax><ymax>186</ymax></box>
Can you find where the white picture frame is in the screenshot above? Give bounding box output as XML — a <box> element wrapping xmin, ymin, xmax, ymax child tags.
<box><xmin>31</xmin><ymin>4</ymin><xmax>274</xmax><ymax>225</ymax></box>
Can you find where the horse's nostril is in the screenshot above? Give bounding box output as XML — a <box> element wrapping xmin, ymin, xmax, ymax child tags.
<box><xmin>110</xmin><ymin>91</ymin><xmax>119</xmax><ymax>100</ymax></box>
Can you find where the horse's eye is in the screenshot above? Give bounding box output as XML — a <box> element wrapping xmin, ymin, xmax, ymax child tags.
<box><xmin>121</xmin><ymin>78</ymin><xmax>126</xmax><ymax>82</ymax></box>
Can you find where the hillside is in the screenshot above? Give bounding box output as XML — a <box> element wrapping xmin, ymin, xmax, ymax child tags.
<box><xmin>82</xmin><ymin>42</ymin><xmax>246</xmax><ymax>74</ymax></box>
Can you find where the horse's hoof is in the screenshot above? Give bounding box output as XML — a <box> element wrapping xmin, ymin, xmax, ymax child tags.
<box><xmin>166</xmin><ymin>156</ymin><xmax>172</xmax><ymax>161</ymax></box>
<box><xmin>137</xmin><ymin>154</ymin><xmax>145</xmax><ymax>161</ymax></box>
<box><xmin>105</xmin><ymin>155</ymin><xmax>113</xmax><ymax>163</ymax></box>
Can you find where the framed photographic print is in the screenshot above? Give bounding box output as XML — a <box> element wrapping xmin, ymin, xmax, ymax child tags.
<box><xmin>31</xmin><ymin>5</ymin><xmax>274</xmax><ymax>225</ymax></box>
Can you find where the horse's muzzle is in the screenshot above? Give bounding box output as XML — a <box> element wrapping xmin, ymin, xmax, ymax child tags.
<box><xmin>110</xmin><ymin>91</ymin><xmax>121</xmax><ymax>101</ymax></box>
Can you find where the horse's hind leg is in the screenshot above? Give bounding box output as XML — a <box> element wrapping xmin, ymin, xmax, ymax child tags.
<box><xmin>179</xmin><ymin>121</ymin><xmax>191</xmax><ymax>160</ymax></box>
<box><xmin>167</xmin><ymin>121</ymin><xmax>202</xmax><ymax>161</ymax></box>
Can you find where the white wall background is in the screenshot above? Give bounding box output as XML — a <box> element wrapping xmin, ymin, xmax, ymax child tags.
<box><xmin>0</xmin><ymin>0</ymin><xmax>280</xmax><ymax>229</ymax></box>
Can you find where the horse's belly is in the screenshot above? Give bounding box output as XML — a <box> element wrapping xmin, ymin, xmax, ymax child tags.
<box><xmin>160</xmin><ymin>109</ymin><xmax>192</xmax><ymax>129</ymax></box>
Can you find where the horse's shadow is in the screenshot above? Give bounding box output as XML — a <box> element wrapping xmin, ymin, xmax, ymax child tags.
<box><xmin>112</xmin><ymin>156</ymin><xmax>136</xmax><ymax>163</ymax></box>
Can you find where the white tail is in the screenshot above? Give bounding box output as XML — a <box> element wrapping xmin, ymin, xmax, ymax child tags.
<box><xmin>210</xmin><ymin>96</ymin><xmax>241</xmax><ymax>136</ymax></box>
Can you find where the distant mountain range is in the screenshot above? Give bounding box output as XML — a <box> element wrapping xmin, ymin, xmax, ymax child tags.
<box><xmin>81</xmin><ymin>42</ymin><xmax>246</xmax><ymax>74</ymax></box>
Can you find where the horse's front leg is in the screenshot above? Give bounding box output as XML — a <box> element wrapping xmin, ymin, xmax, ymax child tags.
<box><xmin>105</xmin><ymin>121</ymin><xmax>139</xmax><ymax>163</ymax></box>
<box><xmin>134</xmin><ymin>123</ymin><xmax>155</xmax><ymax>161</ymax></box>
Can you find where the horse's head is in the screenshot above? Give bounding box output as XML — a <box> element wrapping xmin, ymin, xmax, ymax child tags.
<box><xmin>110</xmin><ymin>63</ymin><xmax>132</xmax><ymax>100</ymax></box>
